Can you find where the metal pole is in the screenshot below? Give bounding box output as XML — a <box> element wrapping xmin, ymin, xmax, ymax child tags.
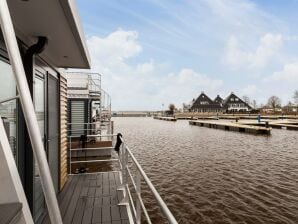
<box><xmin>0</xmin><ymin>1</ymin><xmax>62</xmax><ymax>223</ymax></box>
<box><xmin>69</xmin><ymin>136</ymin><xmax>72</xmax><ymax>174</ymax></box>
<box><xmin>136</xmin><ymin>171</ymin><xmax>141</xmax><ymax>224</ymax></box>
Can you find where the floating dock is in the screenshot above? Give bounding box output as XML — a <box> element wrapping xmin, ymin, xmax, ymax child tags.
<box><xmin>238</xmin><ymin>120</ymin><xmax>298</xmax><ymax>131</ymax></box>
<box><xmin>153</xmin><ymin>116</ymin><xmax>177</xmax><ymax>121</ymax></box>
<box><xmin>189</xmin><ymin>120</ymin><xmax>271</xmax><ymax>135</ymax></box>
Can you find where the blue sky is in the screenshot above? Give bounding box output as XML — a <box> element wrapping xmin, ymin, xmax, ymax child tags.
<box><xmin>77</xmin><ymin>0</ymin><xmax>298</xmax><ymax>110</ymax></box>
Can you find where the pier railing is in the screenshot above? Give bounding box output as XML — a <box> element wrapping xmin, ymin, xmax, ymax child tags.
<box><xmin>68</xmin><ymin>133</ymin><xmax>178</xmax><ymax>224</ymax></box>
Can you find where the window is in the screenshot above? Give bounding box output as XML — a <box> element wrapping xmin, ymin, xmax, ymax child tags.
<box><xmin>0</xmin><ymin>58</ymin><xmax>18</xmax><ymax>162</ymax></box>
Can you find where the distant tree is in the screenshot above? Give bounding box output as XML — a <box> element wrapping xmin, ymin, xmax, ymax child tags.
<box><xmin>267</xmin><ymin>96</ymin><xmax>281</xmax><ymax>109</ymax></box>
<box><xmin>169</xmin><ymin>103</ymin><xmax>175</xmax><ymax>112</ymax></box>
<box><xmin>293</xmin><ymin>90</ymin><xmax>298</xmax><ymax>104</ymax></box>
<box><xmin>242</xmin><ymin>95</ymin><xmax>251</xmax><ymax>105</ymax></box>
<box><xmin>252</xmin><ymin>99</ymin><xmax>257</xmax><ymax>109</ymax></box>
<box><xmin>287</xmin><ymin>101</ymin><xmax>293</xmax><ymax>106</ymax></box>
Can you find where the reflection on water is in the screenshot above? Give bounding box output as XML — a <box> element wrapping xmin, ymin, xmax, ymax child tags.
<box><xmin>113</xmin><ymin>117</ymin><xmax>298</xmax><ymax>224</ymax></box>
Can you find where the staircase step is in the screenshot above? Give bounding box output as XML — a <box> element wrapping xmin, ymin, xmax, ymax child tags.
<box><xmin>0</xmin><ymin>203</ymin><xmax>22</xmax><ymax>224</ymax></box>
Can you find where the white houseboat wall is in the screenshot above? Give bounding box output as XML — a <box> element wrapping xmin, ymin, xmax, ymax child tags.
<box><xmin>0</xmin><ymin>0</ymin><xmax>90</xmax><ymax>223</ymax></box>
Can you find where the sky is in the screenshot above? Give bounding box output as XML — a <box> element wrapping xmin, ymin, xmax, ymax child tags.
<box><xmin>76</xmin><ymin>0</ymin><xmax>298</xmax><ymax>111</ymax></box>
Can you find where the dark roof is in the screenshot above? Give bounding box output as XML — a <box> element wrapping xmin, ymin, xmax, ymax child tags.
<box><xmin>214</xmin><ymin>95</ymin><xmax>223</xmax><ymax>104</ymax></box>
<box><xmin>191</xmin><ymin>92</ymin><xmax>223</xmax><ymax>110</ymax></box>
<box><xmin>223</xmin><ymin>92</ymin><xmax>252</xmax><ymax>108</ymax></box>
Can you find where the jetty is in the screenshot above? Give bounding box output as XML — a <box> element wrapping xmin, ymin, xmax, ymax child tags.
<box><xmin>189</xmin><ymin>120</ymin><xmax>271</xmax><ymax>135</ymax></box>
<box><xmin>238</xmin><ymin>120</ymin><xmax>298</xmax><ymax>131</ymax></box>
<box><xmin>154</xmin><ymin>116</ymin><xmax>177</xmax><ymax>121</ymax></box>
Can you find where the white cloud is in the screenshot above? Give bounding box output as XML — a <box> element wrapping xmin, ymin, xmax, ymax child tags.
<box><xmin>85</xmin><ymin>29</ymin><xmax>223</xmax><ymax>110</ymax></box>
<box><xmin>264</xmin><ymin>61</ymin><xmax>298</xmax><ymax>82</ymax></box>
<box><xmin>222</xmin><ymin>33</ymin><xmax>283</xmax><ymax>70</ymax></box>
<box><xmin>87</xmin><ymin>29</ymin><xmax>142</xmax><ymax>74</ymax></box>
<box><xmin>136</xmin><ymin>60</ymin><xmax>155</xmax><ymax>74</ymax></box>
<box><xmin>241</xmin><ymin>85</ymin><xmax>257</xmax><ymax>96</ymax></box>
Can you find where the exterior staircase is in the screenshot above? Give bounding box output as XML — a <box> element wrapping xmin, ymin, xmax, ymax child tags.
<box><xmin>0</xmin><ymin>117</ymin><xmax>33</xmax><ymax>224</ymax></box>
<box><xmin>0</xmin><ymin>202</ymin><xmax>23</xmax><ymax>224</ymax></box>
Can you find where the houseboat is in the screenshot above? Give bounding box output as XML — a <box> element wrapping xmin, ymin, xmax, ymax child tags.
<box><xmin>0</xmin><ymin>0</ymin><xmax>177</xmax><ymax>224</ymax></box>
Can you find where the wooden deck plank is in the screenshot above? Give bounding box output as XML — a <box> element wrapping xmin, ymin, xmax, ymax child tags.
<box><xmin>102</xmin><ymin>196</ymin><xmax>111</xmax><ymax>206</ymax></box>
<box><xmin>91</xmin><ymin>206</ymin><xmax>101</xmax><ymax>223</ymax></box>
<box><xmin>114</xmin><ymin>172</ymin><xmax>121</xmax><ymax>186</ymax></box>
<box><xmin>112</xmin><ymin>221</ymin><xmax>121</xmax><ymax>224</ymax></box>
<box><xmin>111</xmin><ymin>206</ymin><xmax>121</xmax><ymax>221</ymax></box>
<box><xmin>82</xmin><ymin>185</ymin><xmax>96</xmax><ymax>224</ymax></box>
<box><xmin>119</xmin><ymin>206</ymin><xmax>129</xmax><ymax>220</ymax></box>
<box><xmin>59</xmin><ymin>176</ymin><xmax>79</xmax><ymax>217</ymax></box>
<box><xmin>72</xmin><ymin>197</ymin><xmax>87</xmax><ymax>224</ymax></box>
<box><xmin>63</xmin><ymin>175</ymin><xmax>86</xmax><ymax>223</ymax></box>
<box><xmin>101</xmin><ymin>206</ymin><xmax>111</xmax><ymax>223</ymax></box>
<box><xmin>42</xmin><ymin>172</ymin><xmax>129</xmax><ymax>224</ymax></box>
<box><xmin>94</xmin><ymin>197</ymin><xmax>102</xmax><ymax>207</ymax></box>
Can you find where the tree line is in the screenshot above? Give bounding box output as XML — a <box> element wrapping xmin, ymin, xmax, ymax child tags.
<box><xmin>242</xmin><ymin>90</ymin><xmax>298</xmax><ymax>109</ymax></box>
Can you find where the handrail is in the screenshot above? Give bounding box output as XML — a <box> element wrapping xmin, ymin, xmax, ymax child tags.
<box><xmin>68</xmin><ymin>133</ymin><xmax>116</xmax><ymax>138</ymax></box>
<box><xmin>0</xmin><ymin>95</ymin><xmax>19</xmax><ymax>104</ymax></box>
<box><xmin>68</xmin><ymin>133</ymin><xmax>177</xmax><ymax>223</ymax></box>
<box><xmin>0</xmin><ymin>1</ymin><xmax>62</xmax><ymax>223</ymax></box>
<box><xmin>126</xmin><ymin>146</ymin><xmax>178</xmax><ymax>224</ymax></box>
<box><xmin>119</xmin><ymin>136</ymin><xmax>178</xmax><ymax>224</ymax></box>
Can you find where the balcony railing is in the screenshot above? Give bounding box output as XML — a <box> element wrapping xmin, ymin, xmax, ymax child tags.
<box><xmin>68</xmin><ymin>133</ymin><xmax>178</xmax><ymax>224</ymax></box>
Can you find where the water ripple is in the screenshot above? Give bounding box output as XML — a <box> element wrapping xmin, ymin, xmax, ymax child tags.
<box><xmin>114</xmin><ymin>117</ymin><xmax>298</xmax><ymax>224</ymax></box>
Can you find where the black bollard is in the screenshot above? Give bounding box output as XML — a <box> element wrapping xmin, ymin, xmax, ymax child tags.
<box><xmin>114</xmin><ymin>133</ymin><xmax>123</xmax><ymax>152</ymax></box>
<box><xmin>265</xmin><ymin>121</ymin><xmax>269</xmax><ymax>128</ymax></box>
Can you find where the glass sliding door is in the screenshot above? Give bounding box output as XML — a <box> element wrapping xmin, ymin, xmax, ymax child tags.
<box><xmin>33</xmin><ymin>71</ymin><xmax>46</xmax><ymax>222</ymax></box>
<box><xmin>47</xmin><ymin>73</ymin><xmax>59</xmax><ymax>193</ymax></box>
<box><xmin>0</xmin><ymin>58</ymin><xmax>18</xmax><ymax>163</ymax></box>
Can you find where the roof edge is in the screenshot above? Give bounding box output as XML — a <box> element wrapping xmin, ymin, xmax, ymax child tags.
<box><xmin>58</xmin><ymin>0</ymin><xmax>91</xmax><ymax>69</ymax></box>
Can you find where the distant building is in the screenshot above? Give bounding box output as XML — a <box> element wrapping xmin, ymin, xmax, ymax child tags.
<box><xmin>223</xmin><ymin>92</ymin><xmax>252</xmax><ymax>112</ymax></box>
<box><xmin>261</xmin><ymin>106</ymin><xmax>282</xmax><ymax>113</ymax></box>
<box><xmin>214</xmin><ymin>95</ymin><xmax>223</xmax><ymax>104</ymax></box>
<box><xmin>283</xmin><ymin>105</ymin><xmax>298</xmax><ymax>113</ymax></box>
<box><xmin>188</xmin><ymin>92</ymin><xmax>252</xmax><ymax>113</ymax></box>
<box><xmin>190</xmin><ymin>92</ymin><xmax>224</xmax><ymax>113</ymax></box>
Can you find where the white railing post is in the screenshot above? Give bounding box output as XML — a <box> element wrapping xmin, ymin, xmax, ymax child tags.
<box><xmin>136</xmin><ymin>170</ymin><xmax>141</xmax><ymax>224</ymax></box>
<box><xmin>118</xmin><ymin>141</ymin><xmax>128</xmax><ymax>205</ymax></box>
<box><xmin>0</xmin><ymin>1</ymin><xmax>63</xmax><ymax>223</ymax></box>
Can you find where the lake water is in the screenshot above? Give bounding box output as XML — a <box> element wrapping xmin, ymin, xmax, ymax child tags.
<box><xmin>113</xmin><ymin>117</ymin><xmax>298</xmax><ymax>224</ymax></box>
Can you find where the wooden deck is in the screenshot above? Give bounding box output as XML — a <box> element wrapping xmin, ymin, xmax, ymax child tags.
<box><xmin>42</xmin><ymin>172</ymin><xmax>129</xmax><ymax>224</ymax></box>
<box><xmin>238</xmin><ymin>120</ymin><xmax>298</xmax><ymax>131</ymax></box>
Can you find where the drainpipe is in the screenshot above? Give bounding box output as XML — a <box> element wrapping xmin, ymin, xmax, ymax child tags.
<box><xmin>0</xmin><ymin>1</ymin><xmax>63</xmax><ymax>224</ymax></box>
<box><xmin>24</xmin><ymin>36</ymin><xmax>48</xmax><ymax>90</ymax></box>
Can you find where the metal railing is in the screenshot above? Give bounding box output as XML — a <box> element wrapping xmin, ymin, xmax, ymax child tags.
<box><xmin>68</xmin><ymin>133</ymin><xmax>116</xmax><ymax>174</ymax></box>
<box><xmin>66</xmin><ymin>72</ymin><xmax>101</xmax><ymax>96</ymax></box>
<box><xmin>67</xmin><ymin>121</ymin><xmax>113</xmax><ymax>137</ymax></box>
<box><xmin>68</xmin><ymin>133</ymin><xmax>177</xmax><ymax>224</ymax></box>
